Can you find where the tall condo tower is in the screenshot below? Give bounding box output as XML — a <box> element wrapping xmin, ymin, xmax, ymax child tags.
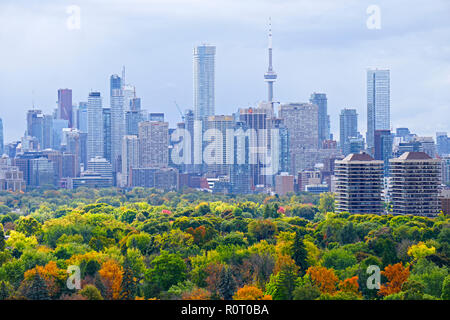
<box><xmin>193</xmin><ymin>44</ymin><xmax>216</xmax><ymax>121</ymax></box>
<box><xmin>58</xmin><ymin>89</ymin><xmax>73</xmax><ymax>128</ymax></box>
<box><xmin>87</xmin><ymin>92</ymin><xmax>104</xmax><ymax>162</ymax></box>
<box><xmin>264</xmin><ymin>18</ymin><xmax>277</xmax><ymax>104</ymax></box>
<box><xmin>367</xmin><ymin>68</ymin><xmax>390</xmax><ymax>152</ymax></box>
<box><xmin>110</xmin><ymin>74</ymin><xmax>125</xmax><ymax>171</ymax></box>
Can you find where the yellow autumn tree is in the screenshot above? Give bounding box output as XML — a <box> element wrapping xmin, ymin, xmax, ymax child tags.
<box><xmin>99</xmin><ymin>260</ymin><xmax>123</xmax><ymax>300</ymax></box>
<box><xmin>407</xmin><ymin>242</ymin><xmax>436</xmax><ymax>261</ymax></box>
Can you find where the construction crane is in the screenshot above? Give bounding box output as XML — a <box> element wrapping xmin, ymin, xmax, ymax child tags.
<box><xmin>174</xmin><ymin>101</ymin><xmax>185</xmax><ymax>122</ymax></box>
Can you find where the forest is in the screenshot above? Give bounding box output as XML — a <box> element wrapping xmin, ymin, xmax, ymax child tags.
<box><xmin>0</xmin><ymin>187</ymin><xmax>448</xmax><ymax>300</ymax></box>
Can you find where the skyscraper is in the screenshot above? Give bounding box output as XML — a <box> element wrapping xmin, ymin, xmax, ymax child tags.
<box><xmin>26</xmin><ymin>110</ymin><xmax>44</xmax><ymax>148</ymax></box>
<box><xmin>279</xmin><ymin>103</ymin><xmax>319</xmax><ymax>175</ymax></box>
<box><xmin>339</xmin><ymin>108</ymin><xmax>358</xmax><ymax>155</ymax></box>
<box><xmin>130</xmin><ymin>97</ymin><xmax>141</xmax><ymax>112</ymax></box>
<box><xmin>138</xmin><ymin>121</ymin><xmax>169</xmax><ymax>168</ymax></box>
<box><xmin>102</xmin><ymin>108</ymin><xmax>112</xmax><ymax>163</ymax></box>
<box><xmin>367</xmin><ymin>68</ymin><xmax>390</xmax><ymax>152</ymax></box>
<box><xmin>57</xmin><ymin>89</ymin><xmax>73</xmax><ymax>128</ymax></box>
<box><xmin>374</xmin><ymin>129</ymin><xmax>393</xmax><ymax>176</ymax></box>
<box><xmin>264</xmin><ymin>19</ymin><xmax>277</xmax><ymax>104</ymax></box>
<box><xmin>110</xmin><ymin>74</ymin><xmax>125</xmax><ymax>171</ymax></box>
<box><xmin>193</xmin><ymin>44</ymin><xmax>216</xmax><ymax>121</ymax></box>
<box><xmin>121</xmin><ymin>135</ymin><xmax>139</xmax><ymax>187</ymax></box>
<box><xmin>310</xmin><ymin>93</ymin><xmax>329</xmax><ymax>146</ymax></box>
<box><xmin>62</xmin><ymin>128</ymin><xmax>81</xmax><ymax>177</ymax></box>
<box><xmin>125</xmin><ymin>110</ymin><xmax>143</xmax><ymax>136</ymax></box>
<box><xmin>87</xmin><ymin>92</ymin><xmax>103</xmax><ymax>161</ymax></box>
<box><xmin>0</xmin><ymin>118</ymin><xmax>3</xmax><ymax>156</ymax></box>
<box><xmin>77</xmin><ymin>102</ymin><xmax>88</xmax><ymax>133</ymax></box>
<box><xmin>51</xmin><ymin>119</ymin><xmax>69</xmax><ymax>150</ymax></box>
<box><xmin>205</xmin><ymin>115</ymin><xmax>234</xmax><ymax>176</ymax></box>
<box><xmin>110</xmin><ymin>74</ymin><xmax>122</xmax><ymax>96</ymax></box>
<box><xmin>436</xmin><ymin>132</ymin><xmax>449</xmax><ymax>156</ymax></box>
<box><xmin>239</xmin><ymin>107</ymin><xmax>271</xmax><ymax>187</ymax></box>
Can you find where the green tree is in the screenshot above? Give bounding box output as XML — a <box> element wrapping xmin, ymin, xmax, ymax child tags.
<box><xmin>441</xmin><ymin>275</ymin><xmax>450</xmax><ymax>300</ymax></box>
<box><xmin>339</xmin><ymin>222</ymin><xmax>358</xmax><ymax>244</ymax></box>
<box><xmin>120</xmin><ymin>210</ymin><xmax>138</xmax><ymax>224</ymax></box>
<box><xmin>0</xmin><ymin>223</ymin><xmax>5</xmax><ymax>251</ymax></box>
<box><xmin>248</xmin><ymin>220</ymin><xmax>277</xmax><ymax>241</ymax></box>
<box><xmin>79</xmin><ymin>285</ymin><xmax>103</xmax><ymax>300</ymax></box>
<box><xmin>120</xmin><ymin>258</ymin><xmax>137</xmax><ymax>300</ymax></box>
<box><xmin>23</xmin><ymin>273</ymin><xmax>50</xmax><ymax>300</ymax></box>
<box><xmin>266</xmin><ymin>260</ymin><xmax>299</xmax><ymax>300</ymax></box>
<box><xmin>293</xmin><ymin>282</ymin><xmax>321</xmax><ymax>300</ymax></box>
<box><xmin>0</xmin><ymin>281</ymin><xmax>13</xmax><ymax>299</ymax></box>
<box><xmin>292</xmin><ymin>232</ymin><xmax>308</xmax><ymax>274</ymax></box>
<box><xmin>16</xmin><ymin>217</ymin><xmax>41</xmax><ymax>237</ymax></box>
<box><xmin>401</xmin><ymin>280</ymin><xmax>425</xmax><ymax>300</ymax></box>
<box><xmin>146</xmin><ymin>251</ymin><xmax>187</xmax><ymax>293</ymax></box>
<box><xmin>323</xmin><ymin>248</ymin><xmax>357</xmax><ymax>270</ymax></box>
<box><xmin>218</xmin><ymin>267</ymin><xmax>236</xmax><ymax>300</ymax></box>
<box><xmin>318</xmin><ymin>193</ymin><xmax>334</xmax><ymax>214</ymax></box>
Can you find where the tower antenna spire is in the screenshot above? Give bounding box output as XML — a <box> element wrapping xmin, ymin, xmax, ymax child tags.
<box><xmin>264</xmin><ymin>17</ymin><xmax>277</xmax><ymax>104</ymax></box>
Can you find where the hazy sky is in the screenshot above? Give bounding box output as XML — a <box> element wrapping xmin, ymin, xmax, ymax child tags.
<box><xmin>0</xmin><ymin>0</ymin><xmax>449</xmax><ymax>143</ymax></box>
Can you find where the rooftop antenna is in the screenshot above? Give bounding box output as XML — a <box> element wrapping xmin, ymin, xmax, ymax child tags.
<box><xmin>32</xmin><ymin>90</ymin><xmax>35</xmax><ymax>109</ymax></box>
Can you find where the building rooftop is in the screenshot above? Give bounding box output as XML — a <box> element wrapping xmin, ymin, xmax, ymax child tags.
<box><xmin>397</xmin><ymin>152</ymin><xmax>432</xmax><ymax>160</ymax></box>
<box><xmin>342</xmin><ymin>152</ymin><xmax>375</xmax><ymax>162</ymax></box>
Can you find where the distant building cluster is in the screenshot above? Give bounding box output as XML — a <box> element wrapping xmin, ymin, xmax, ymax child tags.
<box><xmin>0</xmin><ymin>24</ymin><xmax>448</xmax><ymax>217</ymax></box>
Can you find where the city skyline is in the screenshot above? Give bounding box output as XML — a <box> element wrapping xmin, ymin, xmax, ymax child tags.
<box><xmin>0</xmin><ymin>0</ymin><xmax>449</xmax><ymax>143</ymax></box>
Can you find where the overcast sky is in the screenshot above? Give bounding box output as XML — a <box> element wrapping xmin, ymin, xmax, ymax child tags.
<box><xmin>0</xmin><ymin>0</ymin><xmax>449</xmax><ymax>143</ymax></box>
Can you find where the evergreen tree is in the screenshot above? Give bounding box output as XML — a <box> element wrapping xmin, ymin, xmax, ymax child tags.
<box><xmin>274</xmin><ymin>267</ymin><xmax>298</xmax><ymax>300</ymax></box>
<box><xmin>441</xmin><ymin>275</ymin><xmax>450</xmax><ymax>300</ymax></box>
<box><xmin>0</xmin><ymin>281</ymin><xmax>11</xmax><ymax>300</ymax></box>
<box><xmin>120</xmin><ymin>258</ymin><xmax>137</xmax><ymax>300</ymax></box>
<box><xmin>94</xmin><ymin>274</ymin><xmax>107</xmax><ymax>299</ymax></box>
<box><xmin>218</xmin><ymin>267</ymin><xmax>236</xmax><ymax>300</ymax></box>
<box><xmin>25</xmin><ymin>273</ymin><xmax>50</xmax><ymax>300</ymax></box>
<box><xmin>0</xmin><ymin>223</ymin><xmax>5</xmax><ymax>251</ymax></box>
<box><xmin>263</xmin><ymin>205</ymin><xmax>271</xmax><ymax>219</ymax></box>
<box><xmin>292</xmin><ymin>232</ymin><xmax>308</xmax><ymax>274</ymax></box>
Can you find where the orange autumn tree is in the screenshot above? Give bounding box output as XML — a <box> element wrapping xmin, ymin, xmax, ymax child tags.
<box><xmin>99</xmin><ymin>260</ymin><xmax>123</xmax><ymax>300</ymax></box>
<box><xmin>182</xmin><ymin>288</ymin><xmax>211</xmax><ymax>300</ymax></box>
<box><xmin>24</xmin><ymin>261</ymin><xmax>66</xmax><ymax>298</ymax></box>
<box><xmin>233</xmin><ymin>285</ymin><xmax>272</xmax><ymax>300</ymax></box>
<box><xmin>339</xmin><ymin>276</ymin><xmax>359</xmax><ymax>294</ymax></box>
<box><xmin>306</xmin><ymin>266</ymin><xmax>339</xmax><ymax>295</ymax></box>
<box><xmin>379</xmin><ymin>263</ymin><xmax>410</xmax><ymax>297</ymax></box>
<box><xmin>185</xmin><ymin>226</ymin><xmax>208</xmax><ymax>245</ymax></box>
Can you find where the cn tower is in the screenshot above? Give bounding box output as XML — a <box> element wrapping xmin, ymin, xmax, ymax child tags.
<box><xmin>264</xmin><ymin>18</ymin><xmax>277</xmax><ymax>103</ymax></box>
